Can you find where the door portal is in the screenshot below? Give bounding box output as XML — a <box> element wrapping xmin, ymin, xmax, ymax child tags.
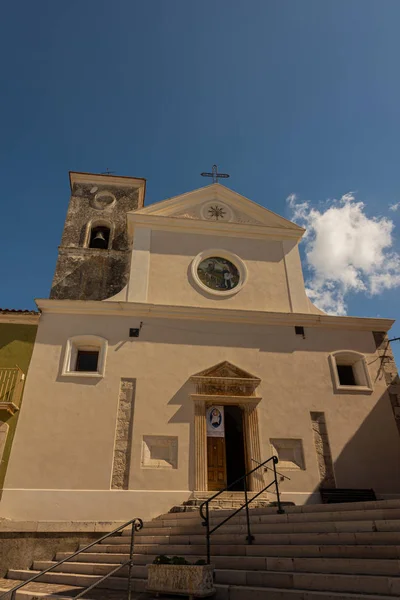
<box><xmin>225</xmin><ymin>405</ymin><xmax>246</xmax><ymax>490</ymax></box>
<box><xmin>207</xmin><ymin>405</ymin><xmax>246</xmax><ymax>491</ymax></box>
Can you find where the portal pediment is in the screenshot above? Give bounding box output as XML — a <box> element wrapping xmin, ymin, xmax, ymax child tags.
<box><xmin>191</xmin><ymin>361</ymin><xmax>261</xmax><ymax>396</ymax></box>
<box><xmin>192</xmin><ymin>361</ymin><xmax>260</xmax><ymax>381</ymax></box>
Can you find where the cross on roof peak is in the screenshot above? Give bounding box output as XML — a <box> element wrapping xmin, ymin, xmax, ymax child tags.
<box><xmin>200</xmin><ymin>164</ymin><xmax>230</xmax><ymax>184</ymax></box>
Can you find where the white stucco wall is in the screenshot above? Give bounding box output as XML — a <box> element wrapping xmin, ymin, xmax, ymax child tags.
<box><xmin>2</xmin><ymin>311</ymin><xmax>399</xmax><ymax>522</ymax></box>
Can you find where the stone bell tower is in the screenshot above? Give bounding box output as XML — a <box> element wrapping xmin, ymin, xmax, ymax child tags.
<box><xmin>50</xmin><ymin>171</ymin><xmax>146</xmax><ymax>301</ymax></box>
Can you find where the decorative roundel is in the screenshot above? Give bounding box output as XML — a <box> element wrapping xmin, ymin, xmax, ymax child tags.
<box><xmin>200</xmin><ymin>201</ymin><xmax>234</xmax><ymax>222</ymax></box>
<box><xmin>90</xmin><ymin>191</ymin><xmax>116</xmax><ymax>211</ymax></box>
<box><xmin>191</xmin><ymin>250</ymin><xmax>247</xmax><ymax>296</ymax></box>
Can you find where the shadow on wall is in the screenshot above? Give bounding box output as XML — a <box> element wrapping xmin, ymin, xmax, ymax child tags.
<box><xmin>167</xmin><ymin>382</ymin><xmax>195</xmax><ymax>491</ymax></box>
<box><xmin>50</xmin><ymin>254</ymin><xmax>129</xmax><ymax>301</ymax></box>
<box><xmin>114</xmin><ymin>318</ymin><xmax>378</xmax><ymax>355</ymax></box>
<box><xmin>295</xmin><ymin>385</ymin><xmax>400</xmax><ymax>505</ymax></box>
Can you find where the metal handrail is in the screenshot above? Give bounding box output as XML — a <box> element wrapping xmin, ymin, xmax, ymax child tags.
<box><xmin>0</xmin><ymin>518</ymin><xmax>143</xmax><ymax>600</ymax></box>
<box><xmin>199</xmin><ymin>455</ymin><xmax>284</xmax><ymax>564</ymax></box>
<box><xmin>251</xmin><ymin>457</ymin><xmax>291</xmax><ymax>481</ymax></box>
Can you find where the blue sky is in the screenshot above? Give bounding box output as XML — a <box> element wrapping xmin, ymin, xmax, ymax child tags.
<box><xmin>1</xmin><ymin>1</ymin><xmax>400</xmax><ymax>356</ymax></box>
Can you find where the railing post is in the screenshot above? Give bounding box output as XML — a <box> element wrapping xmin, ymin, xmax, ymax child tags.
<box><xmin>206</xmin><ymin>502</ymin><xmax>211</xmax><ymax>565</ymax></box>
<box><xmin>243</xmin><ymin>470</ymin><xmax>254</xmax><ymax>544</ymax></box>
<box><xmin>272</xmin><ymin>456</ymin><xmax>285</xmax><ymax>514</ymax></box>
<box><xmin>127</xmin><ymin>522</ymin><xmax>135</xmax><ymax>600</ymax></box>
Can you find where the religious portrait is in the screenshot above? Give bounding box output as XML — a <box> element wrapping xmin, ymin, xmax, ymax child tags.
<box><xmin>197</xmin><ymin>257</ymin><xmax>240</xmax><ymax>291</ymax></box>
<box><xmin>209</xmin><ymin>407</ymin><xmax>222</xmax><ymax>428</ymax></box>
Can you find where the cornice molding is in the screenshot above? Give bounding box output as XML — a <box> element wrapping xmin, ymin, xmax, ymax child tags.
<box><xmin>127</xmin><ymin>214</ymin><xmax>303</xmax><ymax>241</ymax></box>
<box><xmin>190</xmin><ymin>394</ymin><xmax>262</xmax><ymax>406</ymax></box>
<box><xmin>35</xmin><ymin>299</ymin><xmax>395</xmax><ymax>332</ymax></box>
<box><xmin>69</xmin><ymin>172</ymin><xmax>146</xmax><ymax>209</ymax></box>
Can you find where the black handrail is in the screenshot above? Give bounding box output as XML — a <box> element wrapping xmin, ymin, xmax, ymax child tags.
<box><xmin>251</xmin><ymin>457</ymin><xmax>291</xmax><ymax>481</ymax></box>
<box><xmin>199</xmin><ymin>455</ymin><xmax>284</xmax><ymax>564</ymax></box>
<box><xmin>0</xmin><ymin>518</ymin><xmax>143</xmax><ymax>600</ymax></box>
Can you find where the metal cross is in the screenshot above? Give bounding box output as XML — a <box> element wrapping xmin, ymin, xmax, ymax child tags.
<box><xmin>101</xmin><ymin>168</ymin><xmax>115</xmax><ymax>176</ymax></box>
<box><xmin>201</xmin><ymin>164</ymin><xmax>230</xmax><ymax>184</ymax></box>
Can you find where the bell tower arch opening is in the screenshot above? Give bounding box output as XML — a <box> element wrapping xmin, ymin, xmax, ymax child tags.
<box><xmin>88</xmin><ymin>224</ymin><xmax>111</xmax><ymax>249</ymax></box>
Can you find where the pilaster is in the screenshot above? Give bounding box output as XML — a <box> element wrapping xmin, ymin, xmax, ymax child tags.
<box><xmin>241</xmin><ymin>403</ymin><xmax>264</xmax><ymax>492</ymax></box>
<box><xmin>194</xmin><ymin>399</ymin><xmax>207</xmax><ymax>491</ymax></box>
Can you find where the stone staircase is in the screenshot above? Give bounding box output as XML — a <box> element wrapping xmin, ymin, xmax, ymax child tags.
<box><xmin>170</xmin><ymin>490</ymin><xmax>274</xmax><ymax>512</ymax></box>
<box><xmin>2</xmin><ymin>499</ymin><xmax>400</xmax><ymax>598</ymax></box>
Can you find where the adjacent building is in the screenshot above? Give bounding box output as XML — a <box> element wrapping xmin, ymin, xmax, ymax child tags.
<box><xmin>0</xmin><ymin>309</ymin><xmax>39</xmax><ymax>491</ymax></box>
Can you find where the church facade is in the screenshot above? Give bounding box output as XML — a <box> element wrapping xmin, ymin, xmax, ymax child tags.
<box><xmin>2</xmin><ymin>171</ymin><xmax>400</xmax><ymax>522</ymax></box>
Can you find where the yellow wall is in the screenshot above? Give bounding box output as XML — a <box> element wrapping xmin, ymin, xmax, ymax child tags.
<box><xmin>0</xmin><ymin>322</ymin><xmax>38</xmax><ymax>489</ymax></box>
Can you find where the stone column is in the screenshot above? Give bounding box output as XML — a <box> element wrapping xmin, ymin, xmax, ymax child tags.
<box><xmin>241</xmin><ymin>403</ymin><xmax>263</xmax><ymax>492</ymax></box>
<box><xmin>194</xmin><ymin>399</ymin><xmax>207</xmax><ymax>491</ymax></box>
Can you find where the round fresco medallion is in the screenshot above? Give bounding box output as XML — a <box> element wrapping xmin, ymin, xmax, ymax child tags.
<box><xmin>197</xmin><ymin>256</ymin><xmax>240</xmax><ymax>292</ymax></box>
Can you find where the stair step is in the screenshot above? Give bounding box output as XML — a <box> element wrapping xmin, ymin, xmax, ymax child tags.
<box><xmin>151</xmin><ymin>507</ymin><xmax>400</xmax><ymax>529</ymax></box>
<box><xmin>9</xmin><ymin>566</ymin><xmax>400</xmax><ymax>596</ymax></box>
<box><xmin>56</xmin><ymin>551</ymin><xmax>132</xmax><ymax>563</ymax></box>
<box><xmin>61</xmin><ymin>544</ymin><xmax>400</xmax><ymax>560</ymax></box>
<box><xmin>46</xmin><ymin>556</ymin><xmax>400</xmax><ymax>576</ymax></box>
<box><xmin>132</xmin><ymin>518</ymin><xmax>400</xmax><ymax>537</ymax></box>
<box><xmin>6</xmin><ymin>570</ymin><xmax>150</xmax><ymax>593</ymax></box>
<box><xmin>214</xmin><ymin>569</ymin><xmax>400</xmax><ymax>595</ymax></box>
<box><xmin>33</xmin><ymin>560</ymin><xmax>148</xmax><ymax>578</ymax></box>
<box><xmin>155</xmin><ymin>499</ymin><xmax>400</xmax><ymax>521</ymax></box>
<box><xmin>0</xmin><ymin>577</ymin><xmax>85</xmax><ymax>599</ymax></box>
<box><xmin>0</xmin><ymin>578</ymin><xmax>396</xmax><ymax>600</ymax></box>
<box><xmin>214</xmin><ymin>584</ymin><xmax>400</xmax><ymax>600</ymax></box>
<box><xmin>81</xmin><ymin>541</ymin><xmax>400</xmax><ymax>558</ymax></box>
<box><xmin>101</xmin><ymin>531</ymin><xmax>400</xmax><ymax>547</ymax></box>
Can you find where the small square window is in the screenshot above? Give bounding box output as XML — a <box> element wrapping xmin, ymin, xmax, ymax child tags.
<box><xmin>337</xmin><ymin>365</ymin><xmax>357</xmax><ymax>385</ymax></box>
<box><xmin>337</xmin><ymin>364</ymin><xmax>356</xmax><ymax>386</ymax></box>
<box><xmin>62</xmin><ymin>335</ymin><xmax>107</xmax><ymax>378</ymax></box>
<box><xmin>329</xmin><ymin>351</ymin><xmax>372</xmax><ymax>393</ymax></box>
<box><xmin>75</xmin><ymin>350</ymin><xmax>99</xmax><ymax>372</ymax></box>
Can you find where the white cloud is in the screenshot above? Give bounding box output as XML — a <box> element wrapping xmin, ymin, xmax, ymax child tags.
<box><xmin>389</xmin><ymin>202</ymin><xmax>400</xmax><ymax>212</ymax></box>
<box><xmin>287</xmin><ymin>193</ymin><xmax>400</xmax><ymax>315</ymax></box>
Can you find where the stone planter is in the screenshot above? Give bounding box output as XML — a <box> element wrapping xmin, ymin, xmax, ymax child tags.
<box><xmin>147</xmin><ymin>563</ymin><xmax>215</xmax><ymax>598</ymax></box>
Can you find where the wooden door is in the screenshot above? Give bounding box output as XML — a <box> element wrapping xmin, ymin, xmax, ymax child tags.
<box><xmin>207</xmin><ymin>437</ymin><xmax>227</xmax><ymax>491</ymax></box>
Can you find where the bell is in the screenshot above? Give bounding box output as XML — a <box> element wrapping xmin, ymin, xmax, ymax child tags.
<box><xmin>91</xmin><ymin>230</ymin><xmax>108</xmax><ymax>249</ymax></box>
<box><xmin>94</xmin><ymin>231</ymin><xmax>106</xmax><ymax>243</ymax></box>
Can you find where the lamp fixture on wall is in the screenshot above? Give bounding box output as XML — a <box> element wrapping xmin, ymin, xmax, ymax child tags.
<box><xmin>129</xmin><ymin>322</ymin><xmax>143</xmax><ymax>338</ymax></box>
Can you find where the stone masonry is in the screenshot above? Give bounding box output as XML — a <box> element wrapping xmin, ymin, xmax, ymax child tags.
<box><xmin>373</xmin><ymin>331</ymin><xmax>400</xmax><ymax>435</ymax></box>
<box><xmin>50</xmin><ymin>174</ymin><xmax>144</xmax><ymax>301</ymax></box>
<box><xmin>111</xmin><ymin>378</ymin><xmax>136</xmax><ymax>490</ymax></box>
<box><xmin>310</xmin><ymin>411</ymin><xmax>336</xmax><ymax>488</ymax></box>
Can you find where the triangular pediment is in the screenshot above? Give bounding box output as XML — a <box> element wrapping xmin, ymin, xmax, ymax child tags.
<box><xmin>191</xmin><ymin>361</ymin><xmax>260</xmax><ymax>381</ymax></box>
<box><xmin>133</xmin><ymin>184</ymin><xmax>303</xmax><ymax>233</ymax></box>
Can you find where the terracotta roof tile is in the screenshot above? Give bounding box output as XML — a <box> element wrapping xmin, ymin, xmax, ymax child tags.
<box><xmin>0</xmin><ymin>308</ymin><xmax>39</xmax><ymax>315</ymax></box>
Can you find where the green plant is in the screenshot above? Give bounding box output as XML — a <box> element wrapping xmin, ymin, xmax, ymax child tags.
<box><xmin>153</xmin><ymin>555</ymin><xmax>171</xmax><ymax>565</ymax></box>
<box><xmin>153</xmin><ymin>555</ymin><xmax>206</xmax><ymax>566</ymax></box>
<box><xmin>171</xmin><ymin>556</ymin><xmax>190</xmax><ymax>565</ymax></box>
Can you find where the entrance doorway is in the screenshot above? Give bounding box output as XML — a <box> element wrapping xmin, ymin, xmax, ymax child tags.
<box><xmin>207</xmin><ymin>405</ymin><xmax>246</xmax><ymax>491</ymax></box>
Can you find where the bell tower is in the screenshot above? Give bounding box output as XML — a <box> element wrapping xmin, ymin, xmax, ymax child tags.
<box><xmin>50</xmin><ymin>171</ymin><xmax>146</xmax><ymax>301</ymax></box>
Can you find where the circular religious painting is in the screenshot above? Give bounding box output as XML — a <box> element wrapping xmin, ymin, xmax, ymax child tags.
<box><xmin>197</xmin><ymin>256</ymin><xmax>240</xmax><ymax>292</ymax></box>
